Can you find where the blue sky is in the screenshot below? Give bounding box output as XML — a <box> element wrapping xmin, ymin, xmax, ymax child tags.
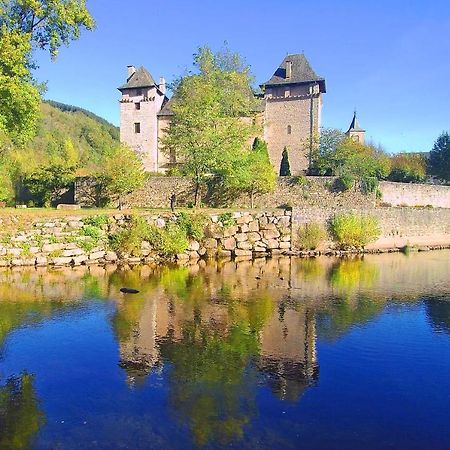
<box><xmin>35</xmin><ymin>0</ymin><xmax>450</xmax><ymax>153</ymax></box>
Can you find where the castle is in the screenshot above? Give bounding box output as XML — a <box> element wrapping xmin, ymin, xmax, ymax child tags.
<box><xmin>119</xmin><ymin>54</ymin><xmax>364</xmax><ymax>175</ymax></box>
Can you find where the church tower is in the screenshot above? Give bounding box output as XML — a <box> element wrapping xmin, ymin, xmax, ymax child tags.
<box><xmin>261</xmin><ymin>54</ymin><xmax>326</xmax><ymax>175</ymax></box>
<box><xmin>118</xmin><ymin>66</ymin><xmax>166</xmax><ymax>172</ymax></box>
<box><xmin>346</xmin><ymin>111</ymin><xmax>365</xmax><ymax>144</ymax></box>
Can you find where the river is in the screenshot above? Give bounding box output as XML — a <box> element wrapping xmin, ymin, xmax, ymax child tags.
<box><xmin>0</xmin><ymin>251</ymin><xmax>449</xmax><ymax>449</ymax></box>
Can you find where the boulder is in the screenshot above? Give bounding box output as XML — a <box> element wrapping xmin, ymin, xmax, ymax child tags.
<box><xmin>234</xmin><ymin>249</ymin><xmax>252</xmax><ymax>257</ymax></box>
<box><xmin>222</xmin><ymin>237</ymin><xmax>236</xmax><ymax>251</ymax></box>
<box><xmin>262</xmin><ymin>229</ymin><xmax>280</xmax><ymax>239</ymax></box>
<box><xmin>234</xmin><ymin>233</ymin><xmax>248</xmax><ymax>242</ymax></box>
<box><xmin>237</xmin><ymin>241</ymin><xmax>252</xmax><ymax>250</ymax></box>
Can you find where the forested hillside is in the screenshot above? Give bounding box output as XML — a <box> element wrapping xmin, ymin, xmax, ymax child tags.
<box><xmin>0</xmin><ymin>101</ymin><xmax>122</xmax><ymax>205</ymax></box>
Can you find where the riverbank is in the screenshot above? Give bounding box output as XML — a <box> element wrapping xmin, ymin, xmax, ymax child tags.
<box><xmin>0</xmin><ymin>206</ymin><xmax>449</xmax><ymax>268</ymax></box>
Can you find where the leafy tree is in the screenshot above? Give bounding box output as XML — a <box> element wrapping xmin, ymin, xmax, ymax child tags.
<box><xmin>97</xmin><ymin>145</ymin><xmax>147</xmax><ymax>209</ymax></box>
<box><xmin>388</xmin><ymin>153</ymin><xmax>427</xmax><ymax>183</ymax></box>
<box><xmin>0</xmin><ymin>0</ymin><xmax>94</xmax><ymax>58</ymax></box>
<box><xmin>223</xmin><ymin>138</ymin><xmax>276</xmax><ymax>208</ymax></box>
<box><xmin>0</xmin><ymin>0</ymin><xmax>94</xmax><ymax>147</ymax></box>
<box><xmin>279</xmin><ymin>147</ymin><xmax>291</xmax><ymax>176</ymax></box>
<box><xmin>313</xmin><ymin>135</ymin><xmax>390</xmax><ymax>188</ymax></box>
<box><xmin>429</xmin><ymin>132</ymin><xmax>450</xmax><ymax>182</ymax></box>
<box><xmin>161</xmin><ymin>45</ymin><xmax>258</xmax><ymax>206</ymax></box>
<box><xmin>310</xmin><ymin>127</ymin><xmax>345</xmax><ymax>175</ymax></box>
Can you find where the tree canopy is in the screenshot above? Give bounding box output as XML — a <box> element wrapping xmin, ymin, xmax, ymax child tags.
<box><xmin>161</xmin><ymin>45</ymin><xmax>259</xmax><ymax>206</ymax></box>
<box><xmin>429</xmin><ymin>132</ymin><xmax>450</xmax><ymax>182</ymax></box>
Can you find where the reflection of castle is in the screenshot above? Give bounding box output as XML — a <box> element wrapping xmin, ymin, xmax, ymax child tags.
<box><xmin>117</xmin><ymin>286</ymin><xmax>318</xmax><ymax>397</ymax></box>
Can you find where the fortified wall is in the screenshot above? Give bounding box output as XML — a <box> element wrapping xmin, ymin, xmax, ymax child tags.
<box><xmin>75</xmin><ymin>176</ymin><xmax>450</xmax><ymax>210</ymax></box>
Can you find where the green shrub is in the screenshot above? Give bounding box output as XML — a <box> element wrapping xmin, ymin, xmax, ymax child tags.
<box><xmin>157</xmin><ymin>223</ymin><xmax>189</xmax><ymax>257</ymax></box>
<box><xmin>329</xmin><ymin>213</ymin><xmax>381</xmax><ymax>249</ymax></box>
<box><xmin>108</xmin><ymin>215</ymin><xmax>149</xmax><ymax>256</ymax></box>
<box><xmin>81</xmin><ymin>225</ymin><xmax>103</xmax><ymax>240</ymax></box>
<box><xmin>176</xmin><ymin>211</ymin><xmax>207</xmax><ymax>241</ymax></box>
<box><xmin>361</xmin><ymin>176</ymin><xmax>379</xmax><ymax>194</ymax></box>
<box><xmin>337</xmin><ymin>174</ymin><xmax>355</xmax><ymax>191</ymax></box>
<box><xmin>217</xmin><ymin>212</ymin><xmax>235</xmax><ymax>228</ymax></box>
<box><xmin>82</xmin><ymin>214</ymin><xmax>109</xmax><ymax>227</ymax></box>
<box><xmin>296</xmin><ymin>222</ymin><xmax>327</xmax><ymax>250</ymax></box>
<box><xmin>77</xmin><ymin>238</ymin><xmax>96</xmax><ymax>253</ymax></box>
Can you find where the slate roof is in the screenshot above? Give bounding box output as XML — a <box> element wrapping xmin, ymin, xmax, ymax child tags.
<box><xmin>118</xmin><ymin>66</ymin><xmax>156</xmax><ymax>90</ymax></box>
<box><xmin>157</xmin><ymin>96</ymin><xmax>174</xmax><ymax>116</ymax></box>
<box><xmin>262</xmin><ymin>54</ymin><xmax>326</xmax><ymax>92</ymax></box>
<box><xmin>347</xmin><ymin>111</ymin><xmax>365</xmax><ymax>132</ymax></box>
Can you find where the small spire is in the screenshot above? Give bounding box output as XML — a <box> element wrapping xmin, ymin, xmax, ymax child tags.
<box><xmin>347</xmin><ymin>110</ymin><xmax>364</xmax><ymax>132</ymax></box>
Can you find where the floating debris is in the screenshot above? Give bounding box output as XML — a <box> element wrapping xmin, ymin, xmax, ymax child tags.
<box><xmin>120</xmin><ymin>287</ymin><xmax>140</xmax><ymax>294</ymax></box>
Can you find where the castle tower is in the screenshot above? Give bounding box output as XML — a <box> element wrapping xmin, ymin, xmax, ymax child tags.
<box><xmin>261</xmin><ymin>54</ymin><xmax>326</xmax><ymax>175</ymax></box>
<box><xmin>118</xmin><ymin>66</ymin><xmax>167</xmax><ymax>172</ymax></box>
<box><xmin>346</xmin><ymin>111</ymin><xmax>365</xmax><ymax>144</ymax></box>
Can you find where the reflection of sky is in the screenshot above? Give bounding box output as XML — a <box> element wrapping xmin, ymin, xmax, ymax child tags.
<box><xmin>1</xmin><ymin>294</ymin><xmax>450</xmax><ymax>449</ymax></box>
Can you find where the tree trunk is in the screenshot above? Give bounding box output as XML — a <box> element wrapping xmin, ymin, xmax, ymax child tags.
<box><xmin>194</xmin><ymin>182</ymin><xmax>200</xmax><ymax>208</ymax></box>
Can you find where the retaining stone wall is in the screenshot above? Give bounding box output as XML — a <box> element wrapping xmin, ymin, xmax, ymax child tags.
<box><xmin>0</xmin><ymin>210</ymin><xmax>292</xmax><ymax>268</ymax></box>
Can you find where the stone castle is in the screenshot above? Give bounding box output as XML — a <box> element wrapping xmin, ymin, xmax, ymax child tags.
<box><xmin>119</xmin><ymin>54</ymin><xmax>364</xmax><ymax>175</ymax></box>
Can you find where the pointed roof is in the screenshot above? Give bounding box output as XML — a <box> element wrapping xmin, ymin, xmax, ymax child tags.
<box><xmin>347</xmin><ymin>111</ymin><xmax>365</xmax><ymax>132</ymax></box>
<box><xmin>262</xmin><ymin>54</ymin><xmax>326</xmax><ymax>92</ymax></box>
<box><xmin>118</xmin><ymin>66</ymin><xmax>156</xmax><ymax>90</ymax></box>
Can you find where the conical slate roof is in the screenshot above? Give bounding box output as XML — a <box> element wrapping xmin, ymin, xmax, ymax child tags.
<box><xmin>262</xmin><ymin>54</ymin><xmax>326</xmax><ymax>92</ymax></box>
<box><xmin>347</xmin><ymin>111</ymin><xmax>365</xmax><ymax>132</ymax></box>
<box><xmin>118</xmin><ymin>66</ymin><xmax>156</xmax><ymax>90</ymax></box>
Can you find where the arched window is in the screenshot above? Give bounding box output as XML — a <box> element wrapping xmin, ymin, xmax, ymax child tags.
<box><xmin>287</xmin><ymin>125</ymin><xmax>292</xmax><ymax>135</ymax></box>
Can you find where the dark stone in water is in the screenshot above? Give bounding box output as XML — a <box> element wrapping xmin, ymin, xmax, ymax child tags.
<box><xmin>120</xmin><ymin>287</ymin><xmax>140</xmax><ymax>294</ymax></box>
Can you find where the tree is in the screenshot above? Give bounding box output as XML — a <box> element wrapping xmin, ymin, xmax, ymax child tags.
<box><xmin>0</xmin><ymin>0</ymin><xmax>94</xmax><ymax>146</ymax></box>
<box><xmin>0</xmin><ymin>0</ymin><xmax>94</xmax><ymax>58</ymax></box>
<box><xmin>279</xmin><ymin>147</ymin><xmax>291</xmax><ymax>176</ymax></box>
<box><xmin>310</xmin><ymin>127</ymin><xmax>346</xmax><ymax>175</ymax></box>
<box><xmin>388</xmin><ymin>153</ymin><xmax>427</xmax><ymax>183</ymax></box>
<box><xmin>161</xmin><ymin>45</ymin><xmax>258</xmax><ymax>206</ymax></box>
<box><xmin>223</xmin><ymin>138</ymin><xmax>276</xmax><ymax>208</ymax></box>
<box><xmin>97</xmin><ymin>145</ymin><xmax>147</xmax><ymax>209</ymax></box>
<box><xmin>429</xmin><ymin>132</ymin><xmax>450</xmax><ymax>182</ymax></box>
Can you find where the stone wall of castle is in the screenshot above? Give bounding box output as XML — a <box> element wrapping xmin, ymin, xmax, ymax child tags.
<box><xmin>264</xmin><ymin>85</ymin><xmax>321</xmax><ymax>175</ymax></box>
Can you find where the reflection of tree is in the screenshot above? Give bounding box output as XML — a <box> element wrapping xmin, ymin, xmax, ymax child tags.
<box><xmin>160</xmin><ymin>319</ymin><xmax>259</xmax><ymax>447</ymax></box>
<box><xmin>329</xmin><ymin>258</ymin><xmax>379</xmax><ymax>295</ymax></box>
<box><xmin>0</xmin><ymin>373</ymin><xmax>45</xmax><ymax>450</ymax></box>
<box><xmin>316</xmin><ymin>295</ymin><xmax>383</xmax><ymax>341</ymax></box>
<box><xmin>425</xmin><ymin>298</ymin><xmax>450</xmax><ymax>335</ymax></box>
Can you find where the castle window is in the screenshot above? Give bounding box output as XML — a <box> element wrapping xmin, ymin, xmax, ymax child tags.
<box><xmin>135</xmin><ymin>103</ymin><xmax>140</xmax><ymax>110</ymax></box>
<box><xmin>134</xmin><ymin>122</ymin><xmax>141</xmax><ymax>134</ymax></box>
<box><xmin>287</xmin><ymin>125</ymin><xmax>292</xmax><ymax>135</ymax></box>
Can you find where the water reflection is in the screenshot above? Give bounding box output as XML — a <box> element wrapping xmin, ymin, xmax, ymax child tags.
<box><xmin>0</xmin><ymin>251</ymin><xmax>449</xmax><ymax>448</ymax></box>
<box><xmin>0</xmin><ymin>373</ymin><xmax>45</xmax><ymax>450</ymax></box>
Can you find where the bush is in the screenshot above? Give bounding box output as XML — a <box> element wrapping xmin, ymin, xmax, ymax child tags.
<box><xmin>81</xmin><ymin>225</ymin><xmax>103</xmax><ymax>240</ymax></box>
<box><xmin>337</xmin><ymin>174</ymin><xmax>355</xmax><ymax>191</ymax></box>
<box><xmin>296</xmin><ymin>222</ymin><xmax>327</xmax><ymax>250</ymax></box>
<box><xmin>361</xmin><ymin>176</ymin><xmax>379</xmax><ymax>194</ymax></box>
<box><xmin>82</xmin><ymin>214</ymin><xmax>109</xmax><ymax>227</ymax></box>
<box><xmin>218</xmin><ymin>212</ymin><xmax>235</xmax><ymax>228</ymax></box>
<box><xmin>329</xmin><ymin>213</ymin><xmax>380</xmax><ymax>249</ymax></box>
<box><xmin>176</xmin><ymin>211</ymin><xmax>208</xmax><ymax>241</ymax></box>
<box><xmin>109</xmin><ymin>215</ymin><xmax>190</xmax><ymax>258</ymax></box>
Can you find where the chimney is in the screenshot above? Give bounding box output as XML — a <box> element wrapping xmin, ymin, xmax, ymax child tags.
<box><xmin>127</xmin><ymin>65</ymin><xmax>136</xmax><ymax>80</ymax></box>
<box><xmin>286</xmin><ymin>61</ymin><xmax>292</xmax><ymax>79</ymax></box>
<box><xmin>159</xmin><ymin>77</ymin><xmax>166</xmax><ymax>95</ymax></box>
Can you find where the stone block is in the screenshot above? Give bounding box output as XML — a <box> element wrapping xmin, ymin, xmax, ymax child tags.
<box><xmin>247</xmin><ymin>232</ymin><xmax>261</xmax><ymax>242</ymax></box>
<box><xmin>198</xmin><ymin>247</ymin><xmax>207</xmax><ymax>256</ymax></box>
<box><xmin>223</xmin><ymin>225</ymin><xmax>239</xmax><ymax>237</ymax></box>
<box><xmin>7</xmin><ymin>248</ymin><xmax>22</xmax><ymax>256</ymax></box>
<box><xmin>234</xmin><ymin>249</ymin><xmax>252</xmax><ymax>257</ymax></box>
<box><xmin>237</xmin><ymin>241</ymin><xmax>252</xmax><ymax>250</ymax></box>
<box><xmin>238</xmin><ymin>224</ymin><xmax>249</xmax><ymax>233</ymax></box>
<box><xmin>266</xmin><ymin>239</ymin><xmax>280</xmax><ymax>249</ymax></box>
<box><xmin>56</xmin><ymin>204</ymin><xmax>81</xmax><ymax>210</ymax></box>
<box><xmin>73</xmin><ymin>255</ymin><xmax>88</xmax><ymax>265</ymax></box>
<box><xmin>89</xmin><ymin>251</ymin><xmax>106</xmax><ymax>260</ymax></box>
<box><xmin>67</xmin><ymin>221</ymin><xmax>83</xmax><ymax>229</ymax></box>
<box><xmin>205</xmin><ymin>224</ymin><xmax>223</xmax><ymax>239</ymax></box>
<box><xmin>234</xmin><ymin>233</ymin><xmax>248</xmax><ymax>242</ymax></box>
<box><xmin>62</xmin><ymin>248</ymin><xmax>84</xmax><ymax>257</ymax></box>
<box><xmin>188</xmin><ymin>240</ymin><xmax>200</xmax><ymax>251</ymax></box>
<box><xmin>176</xmin><ymin>253</ymin><xmax>189</xmax><ymax>260</ymax></box>
<box><xmin>261</xmin><ymin>222</ymin><xmax>277</xmax><ymax>231</ymax></box>
<box><xmin>279</xmin><ymin>241</ymin><xmax>291</xmax><ymax>249</ymax></box>
<box><xmin>203</xmin><ymin>238</ymin><xmax>218</xmax><ymax>249</ymax></box>
<box><xmin>42</xmin><ymin>243</ymin><xmax>65</xmax><ymax>252</ymax></box>
<box><xmin>36</xmin><ymin>256</ymin><xmax>47</xmax><ymax>266</ymax></box>
<box><xmin>259</xmin><ymin>217</ymin><xmax>268</xmax><ymax>227</ymax></box>
<box><xmin>11</xmin><ymin>258</ymin><xmax>35</xmax><ymax>266</ymax></box>
<box><xmin>254</xmin><ymin>246</ymin><xmax>267</xmax><ymax>253</ymax></box>
<box><xmin>105</xmin><ymin>251</ymin><xmax>118</xmax><ymax>262</ymax></box>
<box><xmin>51</xmin><ymin>256</ymin><xmax>72</xmax><ymax>266</ymax></box>
<box><xmin>218</xmin><ymin>250</ymin><xmax>232</xmax><ymax>258</ymax></box>
<box><xmin>221</xmin><ymin>237</ymin><xmax>236</xmax><ymax>251</ymax></box>
<box><xmin>263</xmin><ymin>229</ymin><xmax>280</xmax><ymax>239</ymax></box>
<box><xmin>248</xmin><ymin>221</ymin><xmax>259</xmax><ymax>232</ymax></box>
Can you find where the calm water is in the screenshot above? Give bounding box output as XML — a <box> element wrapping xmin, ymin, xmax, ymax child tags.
<box><xmin>0</xmin><ymin>252</ymin><xmax>450</xmax><ymax>450</ymax></box>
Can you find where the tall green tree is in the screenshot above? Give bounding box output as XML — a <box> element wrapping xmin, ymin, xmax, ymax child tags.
<box><xmin>97</xmin><ymin>145</ymin><xmax>147</xmax><ymax>209</ymax></box>
<box><xmin>279</xmin><ymin>147</ymin><xmax>291</xmax><ymax>176</ymax></box>
<box><xmin>429</xmin><ymin>132</ymin><xmax>450</xmax><ymax>182</ymax></box>
<box><xmin>161</xmin><ymin>45</ymin><xmax>258</xmax><ymax>206</ymax></box>
<box><xmin>223</xmin><ymin>138</ymin><xmax>276</xmax><ymax>208</ymax></box>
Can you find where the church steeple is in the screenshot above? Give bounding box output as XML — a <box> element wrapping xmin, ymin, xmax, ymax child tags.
<box><xmin>346</xmin><ymin>110</ymin><xmax>365</xmax><ymax>144</ymax></box>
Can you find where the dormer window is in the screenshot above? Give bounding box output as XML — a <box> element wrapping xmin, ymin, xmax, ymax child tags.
<box><xmin>287</xmin><ymin>125</ymin><xmax>292</xmax><ymax>135</ymax></box>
